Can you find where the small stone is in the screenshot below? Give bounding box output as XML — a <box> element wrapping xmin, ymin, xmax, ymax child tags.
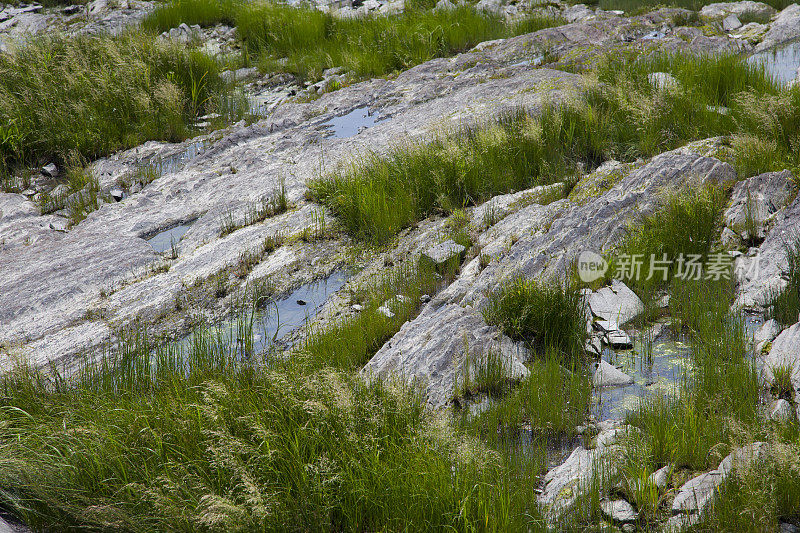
<box><xmin>606</xmin><ymin>330</ymin><xmax>633</xmax><ymax>349</ymax></box>
<box><xmin>723</xmin><ymin>14</ymin><xmax>743</xmax><ymax>30</ymax></box>
<box><xmin>650</xmin><ymin>464</ymin><xmax>671</xmax><ymax>490</ymax></box>
<box><xmin>377</xmin><ymin>306</ymin><xmax>395</xmax><ymax>318</ymax></box>
<box><xmin>49</xmin><ymin>218</ymin><xmax>69</xmax><ymax>232</ymax></box>
<box><xmin>769</xmin><ymin>399</ymin><xmax>794</xmax><ymax>422</ymax></box>
<box><xmin>296</xmin><ymin>299</ymin><xmax>307</xmax><ymax>306</ymax></box>
<box><xmin>41</xmin><ymin>163</ymin><xmax>58</xmax><ymax>177</ymax></box>
<box><xmin>594</xmin><ymin>319</ymin><xmax>619</xmax><ymax>333</ymax></box>
<box><xmin>395</xmin><ymin>294</ymin><xmax>409</xmax><ymax>304</ymax></box>
<box><xmin>593</xmin><ymin>360</ymin><xmax>634</xmax><ymax>387</ymax></box>
<box><xmin>110</xmin><ymin>187</ymin><xmax>125</xmax><ymax>201</ymax></box>
<box><xmin>600</xmin><ymin>499</ymin><xmax>637</xmax><ymax>523</ymax></box>
<box><xmin>434</xmin><ymin>0</ymin><xmax>455</xmax><ymax>10</ymax></box>
<box><xmin>49</xmin><ymin>184</ymin><xmax>70</xmax><ymax>200</ymax></box>
<box><xmin>420</xmin><ymin>239</ymin><xmax>465</xmax><ymax>270</ymax></box>
<box><xmin>648</xmin><ymin>72</ymin><xmax>679</xmax><ymax>91</ymax></box>
<box><xmin>351</xmin><ymin>304</ymin><xmax>364</xmax><ymax>312</ymax></box>
<box><xmin>420</xmin><ymin>294</ymin><xmax>431</xmax><ymax>303</ymax></box>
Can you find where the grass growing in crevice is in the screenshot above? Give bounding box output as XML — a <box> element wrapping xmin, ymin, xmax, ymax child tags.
<box><xmin>591</xmin><ymin>0</ymin><xmax>794</xmax><ymax>14</ymax></box>
<box><xmin>0</xmin><ymin>32</ymin><xmax>238</xmax><ymax>181</ymax></box>
<box><xmin>219</xmin><ymin>180</ymin><xmax>289</xmax><ymax>237</ymax></box>
<box><xmin>766</xmin><ymin>236</ymin><xmax>800</xmax><ymax>327</ymax></box>
<box><xmin>483</xmin><ymin>277</ymin><xmax>587</xmax><ymax>364</ymax></box>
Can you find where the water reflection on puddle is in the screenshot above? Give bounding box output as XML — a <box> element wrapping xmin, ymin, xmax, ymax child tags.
<box><xmin>321</xmin><ymin>106</ymin><xmax>384</xmax><ymax>138</ymax></box>
<box><xmin>180</xmin><ymin>271</ymin><xmax>349</xmax><ymax>358</ymax></box>
<box><xmin>146</xmin><ymin>223</ymin><xmax>193</xmax><ymax>253</ymax></box>
<box><xmin>748</xmin><ymin>40</ymin><xmax>800</xmax><ymax>85</ymax></box>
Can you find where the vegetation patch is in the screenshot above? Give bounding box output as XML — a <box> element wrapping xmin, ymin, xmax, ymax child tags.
<box><xmin>0</xmin><ymin>32</ymin><xmax>238</xmax><ymax>183</ymax></box>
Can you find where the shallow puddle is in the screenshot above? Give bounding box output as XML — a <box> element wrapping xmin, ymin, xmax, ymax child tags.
<box><xmin>321</xmin><ymin>106</ymin><xmax>383</xmax><ymax>138</ymax></box>
<box><xmin>181</xmin><ymin>271</ymin><xmax>349</xmax><ymax>357</ymax></box>
<box><xmin>592</xmin><ymin>335</ymin><xmax>692</xmax><ymax>421</ymax></box>
<box><xmin>146</xmin><ymin>223</ymin><xmax>193</xmax><ymax>253</ymax></box>
<box><xmin>156</xmin><ymin>139</ymin><xmax>212</xmax><ymax>176</ymax></box>
<box><xmin>748</xmin><ymin>40</ymin><xmax>800</xmax><ymax>85</ymax></box>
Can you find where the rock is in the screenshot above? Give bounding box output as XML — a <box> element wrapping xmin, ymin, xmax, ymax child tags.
<box><xmin>753</xmin><ymin>318</ymin><xmax>781</xmax><ymax>347</ymax></box>
<box><xmin>593</xmin><ymin>360</ymin><xmax>634</xmax><ymax>387</ymax></box>
<box><xmin>600</xmin><ymin>499</ymin><xmax>637</xmax><ymax>523</ymax></box>
<box><xmin>564</xmin><ymin>4</ymin><xmax>594</xmax><ymax>23</ymax></box>
<box><xmin>755</xmin><ymin>3</ymin><xmax>800</xmax><ymax>52</ymax></box>
<box><xmin>720</xmin><ymin>227</ymin><xmax>741</xmax><ymax>249</ymax></box>
<box><xmin>586</xmin><ymin>335</ymin><xmax>602</xmax><ymax>356</ymax></box>
<box><xmin>434</xmin><ymin>0</ymin><xmax>455</xmax><ymax>10</ymax></box>
<box><xmin>362</xmin><ymin>304</ymin><xmax>529</xmax><ymax>408</ymax></box>
<box><xmin>650</xmin><ymin>464</ymin><xmax>671</xmax><ymax>490</ymax></box>
<box><xmin>781</xmin><ymin>523</ymin><xmax>799</xmax><ymax>533</ymax></box>
<box><xmin>48</xmin><ymin>218</ymin><xmax>69</xmax><ymax>232</ymax></box>
<box><xmin>763</xmin><ymin>322</ymin><xmax>800</xmax><ymax>392</ymax></box>
<box><xmin>594</xmin><ymin>319</ymin><xmax>619</xmax><ymax>333</ymax></box>
<box><xmin>605</xmin><ymin>330</ymin><xmax>633</xmax><ymax>349</ymax></box>
<box><xmin>731</xmin><ymin>21</ymin><xmax>769</xmax><ymax>42</ymax></box>
<box><xmin>538</xmin><ymin>426</ymin><xmax>623</xmax><ymax>520</ymax></box>
<box><xmin>724</xmin><ymin>170</ymin><xmax>794</xmax><ymax>240</ymax></box>
<box><xmin>769</xmin><ymin>398</ymin><xmax>794</xmax><ymax>422</ymax></box>
<box><xmin>351</xmin><ymin>303</ymin><xmax>364</xmax><ymax>312</ymax></box>
<box><xmin>648</xmin><ymin>72</ymin><xmax>679</xmax><ymax>91</ymax></box>
<box><xmin>420</xmin><ymin>240</ymin><xmax>465</xmax><ymax>270</ymax></box>
<box><xmin>221</xmin><ymin>67</ymin><xmax>258</xmax><ymax>83</ymax></box>
<box><xmin>672</xmin><ymin>470</ymin><xmax>724</xmax><ymax>514</ymax></box>
<box><xmin>420</xmin><ymin>294</ymin><xmax>431</xmax><ymax>303</ymax></box>
<box><xmin>41</xmin><ymin>163</ymin><xmax>58</xmax><ymax>177</ymax></box>
<box><xmin>589</xmin><ymin>280</ymin><xmax>644</xmax><ymax>326</ymax></box>
<box><xmin>722</xmin><ymin>14</ymin><xmax>742</xmax><ymax>31</ymax></box>
<box><xmin>700</xmin><ymin>1</ymin><xmax>775</xmax><ymax>21</ymax></box>
<box><xmin>376</xmin><ymin>305</ymin><xmax>394</xmax><ymax>318</ymax></box>
<box><xmin>672</xmin><ymin>442</ymin><xmax>768</xmax><ymax>517</ymax></box>
<box><xmin>109</xmin><ymin>187</ymin><xmax>124</xmax><ymax>202</ymax></box>
<box><xmin>49</xmin><ymin>184</ymin><xmax>70</xmax><ymax>200</ymax></box>
<box><xmin>61</xmin><ymin>4</ymin><xmax>82</xmax><ymax>15</ymax></box>
<box><xmin>475</xmin><ymin>0</ymin><xmax>502</xmax><ymax>13</ymax></box>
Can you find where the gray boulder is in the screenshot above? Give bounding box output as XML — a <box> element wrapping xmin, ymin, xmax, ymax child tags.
<box><xmin>753</xmin><ymin>318</ymin><xmax>781</xmax><ymax>353</ymax></box>
<box><xmin>593</xmin><ymin>360</ymin><xmax>634</xmax><ymax>387</ymax></box>
<box><xmin>769</xmin><ymin>398</ymin><xmax>795</xmax><ymax>422</ymax></box>
<box><xmin>361</xmin><ymin>303</ymin><xmax>529</xmax><ymax>408</ymax></box>
<box><xmin>762</xmin><ymin>322</ymin><xmax>800</xmax><ymax>392</ymax></box>
<box><xmin>700</xmin><ymin>1</ymin><xmax>775</xmax><ymax>21</ymax></box>
<box><xmin>600</xmin><ymin>499</ymin><xmax>637</xmax><ymax>523</ymax></box>
<box><xmin>724</xmin><ymin>170</ymin><xmax>794</xmax><ymax>240</ymax></box>
<box><xmin>755</xmin><ymin>3</ymin><xmax>800</xmax><ymax>52</ymax></box>
<box><xmin>589</xmin><ymin>280</ymin><xmax>644</xmax><ymax>326</ymax></box>
<box><xmin>722</xmin><ymin>14</ymin><xmax>742</xmax><ymax>31</ymax></box>
<box><xmin>420</xmin><ymin>239</ymin><xmax>465</xmax><ymax>270</ymax></box>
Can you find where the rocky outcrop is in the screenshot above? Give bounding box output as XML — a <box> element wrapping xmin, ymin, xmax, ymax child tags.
<box><xmin>755</xmin><ymin>3</ymin><xmax>800</xmax><ymax>52</ymax></box>
<box><xmin>723</xmin><ymin>170</ymin><xmax>795</xmax><ymax>243</ymax></box>
<box><xmin>589</xmin><ymin>280</ymin><xmax>644</xmax><ymax>326</ymax></box>
<box><xmin>361</xmin><ymin>303</ymin><xmax>529</xmax><ymax>408</ymax></box>
<box><xmin>699</xmin><ymin>1</ymin><xmax>775</xmax><ymax>21</ymax></box>
<box><xmin>762</xmin><ymin>322</ymin><xmax>800</xmax><ymax>393</ymax></box>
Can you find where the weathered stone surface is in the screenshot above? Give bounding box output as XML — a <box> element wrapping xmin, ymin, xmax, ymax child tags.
<box><xmin>589</xmin><ymin>280</ymin><xmax>645</xmax><ymax>326</ymax></box>
<box><xmin>650</xmin><ymin>464</ymin><xmax>671</xmax><ymax>490</ymax></box>
<box><xmin>735</xmin><ymin>189</ymin><xmax>800</xmax><ymax>309</ymax></box>
<box><xmin>753</xmin><ymin>318</ymin><xmax>781</xmax><ymax>350</ymax></box>
<box><xmin>420</xmin><ymin>240</ymin><xmax>465</xmax><ymax>268</ymax></box>
<box><xmin>593</xmin><ymin>360</ymin><xmax>634</xmax><ymax>387</ymax></box>
<box><xmin>601</xmin><ymin>499</ymin><xmax>637</xmax><ymax>523</ymax></box>
<box><xmin>755</xmin><ymin>3</ymin><xmax>800</xmax><ymax>52</ymax></box>
<box><xmin>762</xmin><ymin>322</ymin><xmax>800</xmax><ymax>392</ymax></box>
<box><xmin>605</xmin><ymin>330</ymin><xmax>633</xmax><ymax>349</ymax></box>
<box><xmin>700</xmin><ymin>1</ymin><xmax>775</xmax><ymax>21</ymax></box>
<box><xmin>769</xmin><ymin>398</ymin><xmax>795</xmax><ymax>422</ymax></box>
<box><xmin>724</xmin><ymin>170</ymin><xmax>794</xmax><ymax>240</ymax></box>
<box><xmin>361</xmin><ymin>303</ymin><xmax>529</xmax><ymax>408</ymax></box>
<box><xmin>722</xmin><ymin>14</ymin><xmax>742</xmax><ymax>31</ymax></box>
<box><xmin>538</xmin><ymin>425</ymin><xmax>625</xmax><ymax>520</ymax></box>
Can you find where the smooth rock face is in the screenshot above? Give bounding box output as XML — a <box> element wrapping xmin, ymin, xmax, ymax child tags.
<box><xmin>593</xmin><ymin>360</ymin><xmax>634</xmax><ymax>387</ymax></box>
<box><xmin>605</xmin><ymin>329</ymin><xmax>633</xmax><ymax>349</ymax></box>
<box><xmin>755</xmin><ymin>3</ymin><xmax>800</xmax><ymax>52</ymax></box>
<box><xmin>650</xmin><ymin>464</ymin><xmax>672</xmax><ymax>490</ymax></box>
<box><xmin>723</xmin><ymin>14</ymin><xmax>743</xmax><ymax>31</ymax></box>
<box><xmin>769</xmin><ymin>399</ymin><xmax>795</xmax><ymax>422</ymax></box>
<box><xmin>754</xmin><ymin>318</ymin><xmax>781</xmax><ymax>346</ymax></box>
<box><xmin>601</xmin><ymin>499</ymin><xmax>637</xmax><ymax>523</ymax></box>
<box><xmin>700</xmin><ymin>1</ymin><xmax>775</xmax><ymax>20</ymax></box>
<box><xmin>420</xmin><ymin>239</ymin><xmax>466</xmax><ymax>268</ymax></box>
<box><xmin>589</xmin><ymin>280</ymin><xmax>645</xmax><ymax>326</ymax></box>
<box><xmin>361</xmin><ymin>303</ymin><xmax>529</xmax><ymax>408</ymax></box>
<box><xmin>724</xmin><ymin>170</ymin><xmax>795</xmax><ymax>240</ymax></box>
<box><xmin>762</xmin><ymin>322</ymin><xmax>800</xmax><ymax>392</ymax></box>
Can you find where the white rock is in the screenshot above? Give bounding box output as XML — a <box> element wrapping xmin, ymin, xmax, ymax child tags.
<box><xmin>589</xmin><ymin>280</ymin><xmax>644</xmax><ymax>325</ymax></box>
<box><xmin>723</xmin><ymin>14</ymin><xmax>743</xmax><ymax>31</ymax></box>
<box><xmin>650</xmin><ymin>464</ymin><xmax>671</xmax><ymax>490</ymax></box>
<box><xmin>769</xmin><ymin>398</ymin><xmax>795</xmax><ymax>422</ymax></box>
<box><xmin>605</xmin><ymin>330</ymin><xmax>633</xmax><ymax>349</ymax></box>
<box><xmin>600</xmin><ymin>499</ymin><xmax>637</xmax><ymax>523</ymax></box>
<box><xmin>593</xmin><ymin>360</ymin><xmax>634</xmax><ymax>387</ymax></box>
<box><xmin>420</xmin><ymin>239</ymin><xmax>465</xmax><ymax>268</ymax></box>
<box><xmin>763</xmin><ymin>322</ymin><xmax>800</xmax><ymax>392</ymax></box>
<box><xmin>648</xmin><ymin>72</ymin><xmax>679</xmax><ymax>91</ymax></box>
<box><xmin>377</xmin><ymin>305</ymin><xmax>395</xmax><ymax>318</ymax></box>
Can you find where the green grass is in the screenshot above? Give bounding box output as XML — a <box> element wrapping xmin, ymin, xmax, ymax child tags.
<box><xmin>766</xmin><ymin>236</ymin><xmax>800</xmax><ymax>327</ymax></box>
<box><xmin>312</xmin><ymin>52</ymin><xmax>794</xmax><ymax>245</ymax></box>
<box><xmin>0</xmin><ymin>32</ymin><xmax>238</xmax><ymax>182</ymax></box>
<box><xmin>144</xmin><ymin>0</ymin><xmax>565</xmax><ymax>83</ymax></box>
<box><xmin>612</xmin><ymin>187</ymin><xmax>727</xmax><ymax>296</ymax></box>
<box><xmin>0</xmin><ymin>340</ymin><xmax>526</xmax><ymax>531</ymax></box>
<box><xmin>482</xmin><ymin>277</ymin><xmax>587</xmax><ymax>364</ymax></box>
